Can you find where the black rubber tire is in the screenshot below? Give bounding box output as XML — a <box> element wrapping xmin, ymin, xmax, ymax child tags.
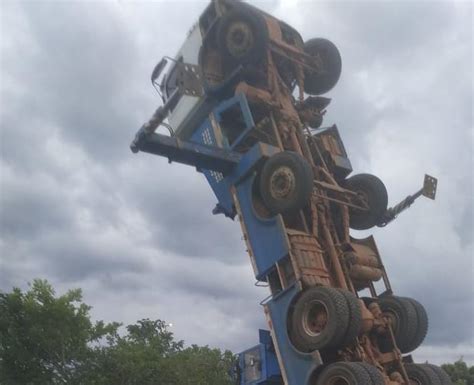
<box><xmin>424</xmin><ymin>364</ymin><xmax>453</xmax><ymax>385</ymax></box>
<box><xmin>345</xmin><ymin>173</ymin><xmax>388</xmax><ymax>230</ymax></box>
<box><xmin>336</xmin><ymin>289</ymin><xmax>362</xmax><ymax>347</ymax></box>
<box><xmin>378</xmin><ymin>296</ymin><xmax>418</xmax><ymax>353</ymax></box>
<box><xmin>288</xmin><ymin>287</ymin><xmax>349</xmax><ymax>352</ymax></box>
<box><xmin>217</xmin><ymin>7</ymin><xmax>268</xmax><ymax>65</ymax></box>
<box><xmin>356</xmin><ymin>362</ymin><xmax>385</xmax><ymax>385</ymax></box>
<box><xmin>303</xmin><ymin>38</ymin><xmax>342</xmax><ymax>95</ymax></box>
<box><xmin>405</xmin><ymin>363</ymin><xmax>442</xmax><ymax>385</ymax></box>
<box><xmin>402</xmin><ymin>297</ymin><xmax>429</xmax><ymax>352</ymax></box>
<box><xmin>314</xmin><ymin>362</ymin><xmax>373</xmax><ymax>385</ymax></box>
<box><xmin>259</xmin><ymin>151</ymin><xmax>313</xmax><ymax>216</ymax></box>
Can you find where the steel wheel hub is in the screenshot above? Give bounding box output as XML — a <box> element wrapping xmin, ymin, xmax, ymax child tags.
<box><xmin>270</xmin><ymin>166</ymin><xmax>295</xmax><ymax>200</ymax></box>
<box><xmin>302</xmin><ymin>300</ymin><xmax>328</xmax><ymax>337</ymax></box>
<box><xmin>226</xmin><ymin>21</ymin><xmax>254</xmax><ymax>58</ymax></box>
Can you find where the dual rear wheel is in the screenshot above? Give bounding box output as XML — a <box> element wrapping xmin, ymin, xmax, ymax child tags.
<box><xmin>309</xmin><ymin>362</ymin><xmax>384</xmax><ymax>385</ymax></box>
<box><xmin>310</xmin><ymin>362</ymin><xmax>452</xmax><ymax>385</ymax></box>
<box><xmin>288</xmin><ymin>287</ymin><xmax>361</xmax><ymax>353</ymax></box>
<box><xmin>405</xmin><ymin>363</ymin><xmax>453</xmax><ymax>385</ymax></box>
<box><xmin>288</xmin><ymin>290</ymin><xmax>429</xmax><ymax>355</ymax></box>
<box><xmin>377</xmin><ymin>295</ymin><xmax>428</xmax><ymax>353</ymax></box>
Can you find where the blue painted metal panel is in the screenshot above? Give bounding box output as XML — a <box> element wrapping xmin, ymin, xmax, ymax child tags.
<box><xmin>214</xmin><ymin>93</ymin><xmax>255</xmax><ymax>150</ymax></box>
<box><xmin>235</xmin><ymin>173</ymin><xmax>290</xmax><ymax>280</ymax></box>
<box><xmin>191</xmin><ymin>119</ymin><xmax>235</xmax><ymax>217</ymax></box>
<box><xmin>188</xmin><ymin>94</ymin><xmax>278</xmax><ymax>218</ymax></box>
<box><xmin>187</xmin><ymin>96</ymin><xmax>284</xmax><ymax>259</ymax></box>
<box><xmin>265</xmin><ymin>285</ymin><xmax>321</xmax><ymax>385</ymax></box>
<box><xmin>239</xmin><ymin>330</ymin><xmax>283</xmax><ymax>385</ymax></box>
<box><xmin>259</xmin><ymin>330</ymin><xmax>282</xmax><ymax>381</ymax></box>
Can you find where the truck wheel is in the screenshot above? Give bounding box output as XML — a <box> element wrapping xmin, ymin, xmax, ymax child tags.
<box><xmin>336</xmin><ymin>289</ymin><xmax>362</xmax><ymax>347</ymax></box>
<box><xmin>344</xmin><ymin>173</ymin><xmax>388</xmax><ymax>230</ymax></box>
<box><xmin>259</xmin><ymin>151</ymin><xmax>313</xmax><ymax>216</ymax></box>
<box><xmin>377</xmin><ymin>296</ymin><xmax>418</xmax><ymax>353</ymax></box>
<box><xmin>424</xmin><ymin>364</ymin><xmax>453</xmax><ymax>385</ymax></box>
<box><xmin>288</xmin><ymin>287</ymin><xmax>349</xmax><ymax>352</ymax></box>
<box><xmin>401</xmin><ymin>297</ymin><xmax>429</xmax><ymax>352</ymax></box>
<box><xmin>217</xmin><ymin>7</ymin><xmax>268</xmax><ymax>65</ymax></box>
<box><xmin>312</xmin><ymin>362</ymin><xmax>373</xmax><ymax>385</ymax></box>
<box><xmin>405</xmin><ymin>364</ymin><xmax>442</xmax><ymax>385</ymax></box>
<box><xmin>303</xmin><ymin>38</ymin><xmax>342</xmax><ymax>95</ymax></box>
<box><xmin>356</xmin><ymin>362</ymin><xmax>385</xmax><ymax>385</ymax></box>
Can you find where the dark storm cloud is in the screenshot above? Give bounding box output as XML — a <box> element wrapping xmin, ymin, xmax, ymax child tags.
<box><xmin>126</xmin><ymin>162</ymin><xmax>245</xmax><ymax>260</ymax></box>
<box><xmin>379</xmin><ymin>227</ymin><xmax>474</xmax><ymax>347</ymax></box>
<box><xmin>455</xmin><ymin>199</ymin><xmax>473</xmax><ymax>247</ymax></box>
<box><xmin>4</xmin><ymin>1</ymin><xmax>140</xmax><ymax>164</ymax></box>
<box><xmin>290</xmin><ymin>0</ymin><xmax>472</xmax><ymax>168</ymax></box>
<box><xmin>0</xmin><ymin>171</ymin><xmax>74</xmax><ymax>239</ymax></box>
<box><xmin>323</xmin><ymin>1</ymin><xmax>457</xmax><ymax>59</ymax></box>
<box><xmin>0</xmin><ymin>0</ymin><xmax>472</xmax><ymax>362</ymax></box>
<box><xmin>2</xmin><ymin>0</ymin><xmax>245</xmax><ymax>261</ymax></box>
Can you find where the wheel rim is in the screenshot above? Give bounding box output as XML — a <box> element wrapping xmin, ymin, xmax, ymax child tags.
<box><xmin>270</xmin><ymin>166</ymin><xmax>295</xmax><ymax>200</ymax></box>
<box><xmin>225</xmin><ymin>21</ymin><xmax>254</xmax><ymax>58</ymax></box>
<box><xmin>302</xmin><ymin>300</ymin><xmax>328</xmax><ymax>337</ymax></box>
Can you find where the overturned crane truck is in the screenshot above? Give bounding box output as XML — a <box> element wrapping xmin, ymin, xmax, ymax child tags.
<box><xmin>130</xmin><ymin>1</ymin><xmax>449</xmax><ymax>384</ymax></box>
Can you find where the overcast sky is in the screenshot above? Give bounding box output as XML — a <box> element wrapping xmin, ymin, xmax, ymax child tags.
<box><xmin>1</xmin><ymin>0</ymin><xmax>472</xmax><ymax>366</ymax></box>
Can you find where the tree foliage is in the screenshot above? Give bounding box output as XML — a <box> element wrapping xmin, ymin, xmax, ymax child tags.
<box><xmin>442</xmin><ymin>359</ymin><xmax>474</xmax><ymax>385</ymax></box>
<box><xmin>0</xmin><ymin>279</ymin><xmax>117</xmax><ymax>385</ymax></box>
<box><xmin>0</xmin><ymin>280</ymin><xmax>235</xmax><ymax>385</ymax></box>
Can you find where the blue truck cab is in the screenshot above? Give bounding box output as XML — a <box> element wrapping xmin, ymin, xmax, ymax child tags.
<box><xmin>238</xmin><ymin>330</ymin><xmax>282</xmax><ymax>385</ymax></box>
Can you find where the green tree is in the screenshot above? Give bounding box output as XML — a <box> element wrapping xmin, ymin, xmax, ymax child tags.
<box><xmin>442</xmin><ymin>359</ymin><xmax>474</xmax><ymax>385</ymax></box>
<box><xmin>89</xmin><ymin>319</ymin><xmax>184</xmax><ymax>385</ymax></box>
<box><xmin>172</xmin><ymin>345</ymin><xmax>236</xmax><ymax>385</ymax></box>
<box><xmin>0</xmin><ymin>279</ymin><xmax>118</xmax><ymax>385</ymax></box>
<box><xmin>90</xmin><ymin>319</ymin><xmax>235</xmax><ymax>385</ymax></box>
<box><xmin>0</xmin><ymin>280</ymin><xmax>236</xmax><ymax>385</ymax></box>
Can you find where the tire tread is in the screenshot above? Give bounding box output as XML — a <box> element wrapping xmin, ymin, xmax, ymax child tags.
<box><xmin>337</xmin><ymin>289</ymin><xmax>362</xmax><ymax>347</ymax></box>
